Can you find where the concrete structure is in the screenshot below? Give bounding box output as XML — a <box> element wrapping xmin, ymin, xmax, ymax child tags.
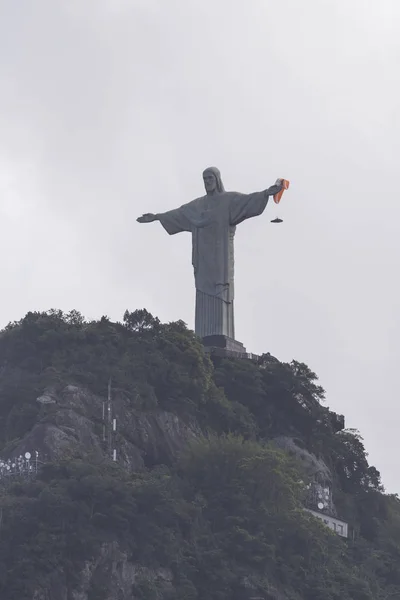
<box><xmin>305</xmin><ymin>508</ymin><xmax>349</xmax><ymax>538</ymax></box>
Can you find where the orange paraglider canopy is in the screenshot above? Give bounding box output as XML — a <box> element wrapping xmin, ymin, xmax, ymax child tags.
<box><xmin>273</xmin><ymin>179</ymin><xmax>290</xmax><ymax>204</ymax></box>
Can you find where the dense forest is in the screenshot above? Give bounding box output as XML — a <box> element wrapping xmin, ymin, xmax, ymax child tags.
<box><xmin>0</xmin><ymin>309</ymin><xmax>399</xmax><ymax>600</ymax></box>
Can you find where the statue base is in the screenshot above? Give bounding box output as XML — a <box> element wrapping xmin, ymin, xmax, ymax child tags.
<box><xmin>202</xmin><ymin>335</ymin><xmax>246</xmax><ymax>353</ymax></box>
<box><xmin>202</xmin><ymin>335</ymin><xmax>258</xmax><ymax>360</ymax></box>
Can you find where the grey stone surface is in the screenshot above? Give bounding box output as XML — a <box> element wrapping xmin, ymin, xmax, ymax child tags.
<box><xmin>6</xmin><ymin>385</ymin><xmax>199</xmax><ymax>471</ymax></box>
<box><xmin>272</xmin><ymin>436</ymin><xmax>333</xmax><ymax>484</ymax></box>
<box><xmin>205</xmin><ymin>347</ymin><xmax>259</xmax><ymax>361</ymax></box>
<box><xmin>137</xmin><ymin>167</ymin><xmax>281</xmax><ymax>341</ymax></box>
<box><xmin>32</xmin><ymin>541</ymin><xmax>174</xmax><ymax>600</ymax></box>
<box><xmin>202</xmin><ymin>334</ymin><xmax>246</xmax><ymax>352</ymax></box>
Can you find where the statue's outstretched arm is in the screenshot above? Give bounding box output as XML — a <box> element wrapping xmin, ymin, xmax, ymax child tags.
<box><xmin>229</xmin><ymin>180</ymin><xmax>284</xmax><ymax>226</ymax></box>
<box><xmin>137</xmin><ymin>205</ymin><xmax>191</xmax><ymax>235</ymax></box>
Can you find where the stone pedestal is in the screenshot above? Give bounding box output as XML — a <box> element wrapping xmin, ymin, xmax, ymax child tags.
<box><xmin>202</xmin><ymin>335</ymin><xmax>246</xmax><ymax>353</ymax></box>
<box><xmin>202</xmin><ymin>334</ymin><xmax>259</xmax><ymax>360</ymax></box>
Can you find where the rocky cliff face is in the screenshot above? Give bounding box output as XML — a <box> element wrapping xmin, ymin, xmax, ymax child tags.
<box><xmin>32</xmin><ymin>542</ymin><xmax>173</xmax><ymax>600</ymax></box>
<box><xmin>3</xmin><ymin>384</ymin><xmax>332</xmax><ymax>600</ymax></box>
<box><xmin>3</xmin><ymin>386</ymin><xmax>201</xmax><ymax>599</ymax></box>
<box><xmin>31</xmin><ymin>541</ymin><xmax>290</xmax><ymax>600</ymax></box>
<box><xmin>6</xmin><ymin>384</ymin><xmax>200</xmax><ymax>472</ymax></box>
<box><xmin>272</xmin><ymin>435</ymin><xmax>333</xmax><ymax>484</ymax></box>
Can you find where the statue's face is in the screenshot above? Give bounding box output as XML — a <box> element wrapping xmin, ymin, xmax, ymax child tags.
<box><xmin>203</xmin><ymin>171</ymin><xmax>217</xmax><ymax>194</ymax></box>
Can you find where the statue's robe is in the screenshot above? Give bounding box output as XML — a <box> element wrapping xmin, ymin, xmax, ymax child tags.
<box><xmin>158</xmin><ymin>190</ymin><xmax>270</xmax><ymax>339</ymax></box>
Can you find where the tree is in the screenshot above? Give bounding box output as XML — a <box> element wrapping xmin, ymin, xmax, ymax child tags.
<box><xmin>123</xmin><ymin>309</ymin><xmax>161</xmax><ymax>333</ymax></box>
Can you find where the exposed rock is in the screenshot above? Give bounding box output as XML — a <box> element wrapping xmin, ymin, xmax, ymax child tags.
<box><xmin>272</xmin><ymin>435</ymin><xmax>332</xmax><ymax>484</ymax></box>
<box><xmin>36</xmin><ymin>387</ymin><xmax>57</xmax><ymax>405</ymax></box>
<box><xmin>6</xmin><ymin>385</ymin><xmax>200</xmax><ymax>472</ymax></box>
<box><xmin>32</xmin><ymin>542</ymin><xmax>173</xmax><ymax>600</ymax></box>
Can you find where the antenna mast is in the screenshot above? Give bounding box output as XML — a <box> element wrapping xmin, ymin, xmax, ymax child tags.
<box><xmin>103</xmin><ymin>377</ymin><xmax>117</xmax><ymax>462</ymax></box>
<box><xmin>107</xmin><ymin>377</ymin><xmax>112</xmax><ymax>458</ymax></box>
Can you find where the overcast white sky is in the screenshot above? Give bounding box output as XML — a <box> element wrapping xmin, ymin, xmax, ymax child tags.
<box><xmin>1</xmin><ymin>0</ymin><xmax>399</xmax><ymax>492</ymax></box>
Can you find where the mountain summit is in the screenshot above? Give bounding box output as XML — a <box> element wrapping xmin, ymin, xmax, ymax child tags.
<box><xmin>0</xmin><ymin>309</ymin><xmax>398</xmax><ymax>600</ymax></box>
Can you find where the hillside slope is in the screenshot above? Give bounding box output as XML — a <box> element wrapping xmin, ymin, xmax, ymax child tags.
<box><xmin>0</xmin><ymin>309</ymin><xmax>398</xmax><ymax>600</ymax></box>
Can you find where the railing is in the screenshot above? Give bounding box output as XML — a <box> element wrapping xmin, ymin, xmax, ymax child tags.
<box><xmin>0</xmin><ymin>451</ymin><xmax>44</xmax><ymax>484</ymax></box>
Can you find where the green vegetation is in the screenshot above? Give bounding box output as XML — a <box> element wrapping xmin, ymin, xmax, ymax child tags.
<box><xmin>0</xmin><ymin>309</ymin><xmax>398</xmax><ymax>599</ymax></box>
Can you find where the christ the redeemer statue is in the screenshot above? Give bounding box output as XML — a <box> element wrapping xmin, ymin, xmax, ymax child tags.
<box><xmin>137</xmin><ymin>167</ymin><xmax>283</xmax><ymax>349</ymax></box>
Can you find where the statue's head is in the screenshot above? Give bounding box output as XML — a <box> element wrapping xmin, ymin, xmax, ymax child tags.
<box><xmin>203</xmin><ymin>167</ymin><xmax>225</xmax><ymax>195</ymax></box>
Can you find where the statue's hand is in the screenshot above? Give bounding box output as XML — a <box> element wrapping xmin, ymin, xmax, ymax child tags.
<box><xmin>266</xmin><ymin>184</ymin><xmax>283</xmax><ymax>196</ymax></box>
<box><xmin>137</xmin><ymin>213</ymin><xmax>158</xmax><ymax>223</ymax></box>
